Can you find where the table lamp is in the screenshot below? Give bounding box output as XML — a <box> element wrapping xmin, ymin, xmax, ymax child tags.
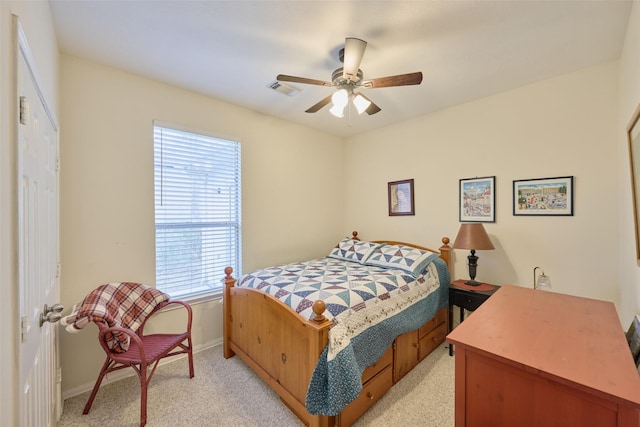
<box><xmin>453</xmin><ymin>223</ymin><xmax>495</xmax><ymax>286</ymax></box>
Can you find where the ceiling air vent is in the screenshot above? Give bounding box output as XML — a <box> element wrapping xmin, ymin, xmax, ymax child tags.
<box><xmin>268</xmin><ymin>80</ymin><xmax>300</xmax><ymax>97</ymax></box>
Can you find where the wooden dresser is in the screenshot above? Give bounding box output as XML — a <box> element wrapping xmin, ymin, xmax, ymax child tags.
<box><xmin>446</xmin><ymin>285</ymin><xmax>640</xmax><ymax>427</ymax></box>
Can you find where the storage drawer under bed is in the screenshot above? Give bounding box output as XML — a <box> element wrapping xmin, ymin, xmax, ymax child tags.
<box><xmin>337</xmin><ymin>364</ymin><xmax>393</xmax><ymax>427</ymax></box>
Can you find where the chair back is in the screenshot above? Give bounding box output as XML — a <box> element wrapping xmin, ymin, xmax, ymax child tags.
<box><xmin>71</xmin><ymin>282</ymin><xmax>169</xmax><ymax>352</ymax></box>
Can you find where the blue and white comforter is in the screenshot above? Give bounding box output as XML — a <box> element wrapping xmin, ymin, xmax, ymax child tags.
<box><xmin>237</xmin><ymin>255</ymin><xmax>449</xmax><ymax>415</ymax></box>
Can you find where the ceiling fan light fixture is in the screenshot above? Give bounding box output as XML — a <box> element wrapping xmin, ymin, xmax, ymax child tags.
<box><xmin>330</xmin><ymin>89</ymin><xmax>348</xmax><ymax>117</ymax></box>
<box><xmin>353</xmin><ymin>94</ymin><xmax>371</xmax><ymax>115</ymax></box>
<box><xmin>329</xmin><ymin>104</ymin><xmax>345</xmax><ymax>118</ymax></box>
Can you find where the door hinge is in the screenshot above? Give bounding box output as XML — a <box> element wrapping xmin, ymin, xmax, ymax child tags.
<box><xmin>56</xmin><ymin>368</ymin><xmax>62</xmax><ymax>384</ymax></box>
<box><xmin>56</xmin><ymin>262</ymin><xmax>61</xmax><ymax>279</ymax></box>
<box><xmin>19</xmin><ymin>96</ymin><xmax>29</xmax><ymax>125</ymax></box>
<box><xmin>21</xmin><ymin>315</ymin><xmax>29</xmax><ymax>342</ymax></box>
<box><xmin>56</xmin><ymin>156</ymin><xmax>60</xmax><ymax>172</ymax></box>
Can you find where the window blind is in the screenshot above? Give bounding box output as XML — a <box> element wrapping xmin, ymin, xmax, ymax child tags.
<box><xmin>153</xmin><ymin>124</ymin><xmax>241</xmax><ymax>298</ymax></box>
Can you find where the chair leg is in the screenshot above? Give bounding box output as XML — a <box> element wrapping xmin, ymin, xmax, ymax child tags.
<box><xmin>139</xmin><ymin>369</ymin><xmax>148</xmax><ymax>427</ymax></box>
<box><xmin>187</xmin><ymin>336</ymin><xmax>194</xmax><ymax>378</ymax></box>
<box><xmin>83</xmin><ymin>357</ymin><xmax>113</xmax><ymax>414</ymax></box>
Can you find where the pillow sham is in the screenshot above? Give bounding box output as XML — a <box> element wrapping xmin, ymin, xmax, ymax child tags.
<box><xmin>327</xmin><ymin>238</ymin><xmax>381</xmax><ymax>264</ymax></box>
<box><xmin>365</xmin><ymin>243</ymin><xmax>438</xmax><ymax>278</ymax></box>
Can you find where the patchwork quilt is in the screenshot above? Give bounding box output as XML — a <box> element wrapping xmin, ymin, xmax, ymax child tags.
<box><xmin>237</xmin><ymin>254</ymin><xmax>449</xmax><ymax>415</ymax></box>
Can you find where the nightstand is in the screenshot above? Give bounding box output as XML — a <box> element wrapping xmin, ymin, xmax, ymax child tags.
<box><xmin>448</xmin><ymin>279</ymin><xmax>500</xmax><ymax>356</ymax></box>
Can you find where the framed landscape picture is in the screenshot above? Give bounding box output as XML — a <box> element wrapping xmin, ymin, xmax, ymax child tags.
<box><xmin>513</xmin><ymin>176</ymin><xmax>574</xmax><ymax>216</ymax></box>
<box><xmin>459</xmin><ymin>176</ymin><xmax>495</xmax><ymax>222</ymax></box>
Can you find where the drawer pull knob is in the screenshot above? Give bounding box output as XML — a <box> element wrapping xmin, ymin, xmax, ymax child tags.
<box><xmin>367</xmin><ymin>392</ymin><xmax>374</xmax><ymax>400</ymax></box>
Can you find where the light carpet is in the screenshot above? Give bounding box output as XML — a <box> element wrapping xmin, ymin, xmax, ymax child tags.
<box><xmin>57</xmin><ymin>343</ymin><xmax>454</xmax><ymax>427</ymax></box>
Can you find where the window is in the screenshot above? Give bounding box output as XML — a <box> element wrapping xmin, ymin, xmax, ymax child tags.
<box><xmin>153</xmin><ymin>122</ymin><xmax>241</xmax><ymax>299</ymax></box>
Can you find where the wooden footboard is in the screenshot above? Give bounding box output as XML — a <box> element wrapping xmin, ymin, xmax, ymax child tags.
<box><xmin>223</xmin><ymin>267</ymin><xmax>334</xmax><ymax>427</ymax></box>
<box><xmin>223</xmin><ymin>235</ymin><xmax>452</xmax><ymax>427</ymax></box>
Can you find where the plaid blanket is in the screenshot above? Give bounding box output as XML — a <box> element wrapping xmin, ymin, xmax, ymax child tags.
<box><xmin>60</xmin><ymin>282</ymin><xmax>169</xmax><ymax>352</ymax></box>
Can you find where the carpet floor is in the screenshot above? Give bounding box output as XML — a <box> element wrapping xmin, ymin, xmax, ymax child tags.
<box><xmin>57</xmin><ymin>342</ymin><xmax>454</xmax><ymax>426</ymax></box>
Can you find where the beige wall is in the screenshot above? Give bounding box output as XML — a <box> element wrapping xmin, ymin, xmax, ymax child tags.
<box><xmin>345</xmin><ymin>61</ymin><xmax>620</xmax><ymax>306</ymax></box>
<box><xmin>58</xmin><ymin>54</ymin><xmax>344</xmax><ymax>396</ymax></box>
<box><xmin>1</xmin><ymin>1</ymin><xmax>60</xmax><ymax>425</ymax></box>
<box><xmin>619</xmin><ymin>2</ymin><xmax>640</xmax><ymax>326</ymax></box>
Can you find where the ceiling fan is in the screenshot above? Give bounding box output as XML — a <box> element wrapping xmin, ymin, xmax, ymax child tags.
<box><xmin>276</xmin><ymin>37</ymin><xmax>423</xmax><ymax>117</ymax></box>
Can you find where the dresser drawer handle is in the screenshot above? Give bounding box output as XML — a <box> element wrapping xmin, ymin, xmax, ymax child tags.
<box><xmin>367</xmin><ymin>392</ymin><xmax>374</xmax><ymax>400</ymax></box>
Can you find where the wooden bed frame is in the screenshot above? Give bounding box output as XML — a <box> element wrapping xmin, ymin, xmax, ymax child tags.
<box><xmin>223</xmin><ymin>232</ymin><xmax>452</xmax><ymax>427</ymax></box>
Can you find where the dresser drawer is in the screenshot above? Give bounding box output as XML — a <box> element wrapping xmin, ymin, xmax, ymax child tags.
<box><xmin>338</xmin><ymin>364</ymin><xmax>393</xmax><ymax>427</ymax></box>
<box><xmin>453</xmin><ymin>290</ymin><xmax>487</xmax><ymax>311</ymax></box>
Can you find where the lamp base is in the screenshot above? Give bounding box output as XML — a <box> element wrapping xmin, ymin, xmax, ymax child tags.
<box><xmin>464</xmin><ymin>279</ymin><xmax>481</xmax><ymax>286</ymax></box>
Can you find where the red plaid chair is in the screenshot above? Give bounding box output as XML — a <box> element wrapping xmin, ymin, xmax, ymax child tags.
<box><xmin>66</xmin><ymin>282</ymin><xmax>194</xmax><ymax>427</ymax></box>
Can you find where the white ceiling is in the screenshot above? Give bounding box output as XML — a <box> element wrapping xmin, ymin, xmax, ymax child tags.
<box><xmin>49</xmin><ymin>0</ymin><xmax>633</xmax><ymax>138</ymax></box>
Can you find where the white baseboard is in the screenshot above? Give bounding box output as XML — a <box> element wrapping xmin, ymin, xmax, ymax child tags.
<box><xmin>61</xmin><ymin>338</ymin><xmax>222</xmax><ymax>401</ymax></box>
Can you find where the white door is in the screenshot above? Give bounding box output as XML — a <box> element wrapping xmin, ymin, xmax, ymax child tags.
<box><xmin>16</xmin><ymin>20</ymin><xmax>62</xmax><ymax>427</ymax></box>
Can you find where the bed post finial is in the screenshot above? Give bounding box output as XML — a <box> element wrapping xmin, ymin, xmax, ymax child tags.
<box><xmin>439</xmin><ymin>237</ymin><xmax>452</xmax><ymax>269</ymax></box>
<box><xmin>352</xmin><ymin>231</ymin><xmax>359</xmax><ymax>240</ymax></box>
<box><xmin>224</xmin><ymin>267</ymin><xmax>235</xmax><ymax>288</ymax></box>
<box><xmin>311</xmin><ymin>300</ymin><xmax>327</xmax><ymax>323</ymax></box>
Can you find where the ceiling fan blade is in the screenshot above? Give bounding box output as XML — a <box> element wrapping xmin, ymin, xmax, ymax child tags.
<box><xmin>277</xmin><ymin>74</ymin><xmax>332</xmax><ymax>87</ymax></box>
<box><xmin>366</xmin><ymin>103</ymin><xmax>382</xmax><ymax>115</ymax></box>
<box><xmin>362</xmin><ymin>72</ymin><xmax>423</xmax><ymax>88</ymax></box>
<box><xmin>356</xmin><ymin>93</ymin><xmax>382</xmax><ymax>115</ymax></box>
<box><xmin>343</xmin><ymin>38</ymin><xmax>367</xmax><ymax>82</ymax></box>
<box><xmin>305</xmin><ymin>94</ymin><xmax>333</xmax><ymax>113</ymax></box>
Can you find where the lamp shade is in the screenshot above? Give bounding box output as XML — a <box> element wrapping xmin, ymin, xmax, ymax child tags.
<box><xmin>353</xmin><ymin>94</ymin><xmax>371</xmax><ymax>114</ymax></box>
<box><xmin>329</xmin><ymin>89</ymin><xmax>348</xmax><ymax>117</ymax></box>
<box><xmin>452</xmin><ymin>223</ymin><xmax>495</xmax><ymax>250</ymax></box>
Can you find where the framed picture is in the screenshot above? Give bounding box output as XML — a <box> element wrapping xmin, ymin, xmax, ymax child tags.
<box><xmin>627</xmin><ymin>103</ymin><xmax>640</xmax><ymax>260</ymax></box>
<box><xmin>625</xmin><ymin>314</ymin><xmax>640</xmax><ymax>367</ymax></box>
<box><xmin>459</xmin><ymin>176</ymin><xmax>496</xmax><ymax>222</ymax></box>
<box><xmin>513</xmin><ymin>176</ymin><xmax>574</xmax><ymax>216</ymax></box>
<box><xmin>388</xmin><ymin>179</ymin><xmax>414</xmax><ymax>216</ymax></box>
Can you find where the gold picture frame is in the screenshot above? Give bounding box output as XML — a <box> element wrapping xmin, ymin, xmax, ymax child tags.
<box><xmin>627</xmin><ymin>103</ymin><xmax>640</xmax><ymax>261</ymax></box>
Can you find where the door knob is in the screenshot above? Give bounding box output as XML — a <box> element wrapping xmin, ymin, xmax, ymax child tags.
<box><xmin>43</xmin><ymin>303</ymin><xmax>64</xmax><ymax>314</ymax></box>
<box><xmin>39</xmin><ymin>303</ymin><xmax>64</xmax><ymax>327</ymax></box>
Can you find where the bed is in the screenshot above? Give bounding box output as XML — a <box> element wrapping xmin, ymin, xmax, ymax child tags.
<box><xmin>223</xmin><ymin>232</ymin><xmax>451</xmax><ymax>427</ymax></box>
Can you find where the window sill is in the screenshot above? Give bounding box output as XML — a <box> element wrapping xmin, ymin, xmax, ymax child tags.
<box><xmin>162</xmin><ymin>289</ymin><xmax>223</xmax><ymax>310</ymax></box>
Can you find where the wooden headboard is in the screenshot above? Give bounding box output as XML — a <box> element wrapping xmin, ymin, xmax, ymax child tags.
<box><xmin>350</xmin><ymin>230</ymin><xmax>452</xmax><ymax>269</ymax></box>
